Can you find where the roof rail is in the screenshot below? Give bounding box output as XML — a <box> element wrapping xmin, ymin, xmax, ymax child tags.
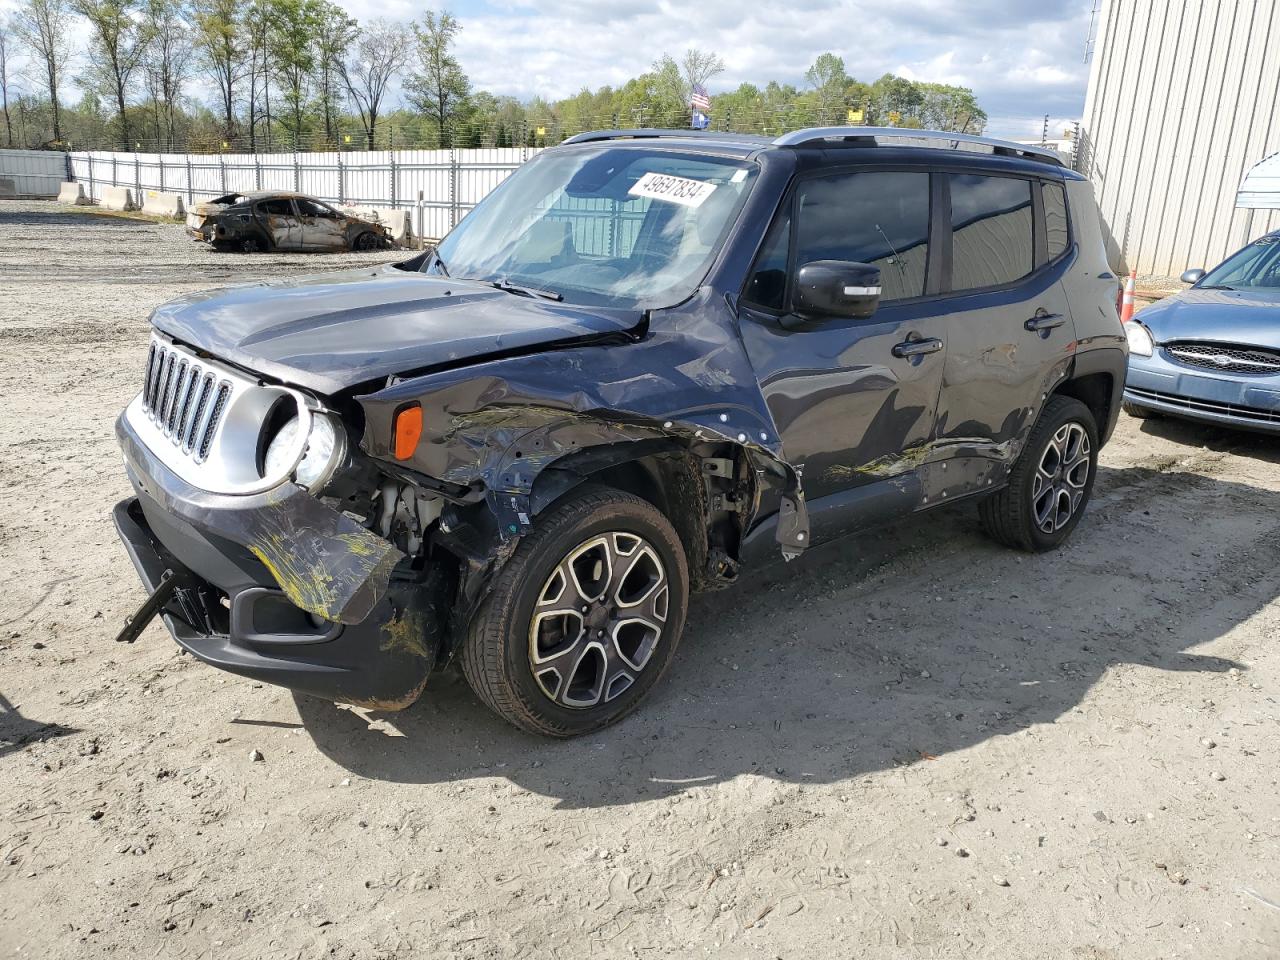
<box><xmin>561</xmin><ymin>128</ymin><xmax>770</xmax><ymax>146</ymax></box>
<box><xmin>771</xmin><ymin>126</ymin><xmax>1064</xmax><ymax>167</ymax></box>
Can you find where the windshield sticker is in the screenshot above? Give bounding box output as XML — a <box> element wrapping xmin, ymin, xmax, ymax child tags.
<box><xmin>628</xmin><ymin>172</ymin><xmax>718</xmax><ymax>208</ymax></box>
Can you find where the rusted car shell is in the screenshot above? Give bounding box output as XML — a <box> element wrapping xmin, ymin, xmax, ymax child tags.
<box><xmin>186</xmin><ymin>192</ymin><xmax>392</xmax><ymax>253</ymax></box>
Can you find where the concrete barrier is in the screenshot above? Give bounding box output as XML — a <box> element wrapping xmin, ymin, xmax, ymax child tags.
<box><xmin>140</xmin><ymin>190</ymin><xmax>185</xmax><ymax>218</ymax></box>
<box><xmin>0</xmin><ymin>178</ymin><xmax>15</xmax><ymax>198</ymax></box>
<box><xmin>100</xmin><ymin>186</ymin><xmax>137</xmax><ymax>211</ymax></box>
<box><xmin>57</xmin><ymin>181</ymin><xmax>90</xmax><ymax>205</ymax></box>
<box><xmin>341</xmin><ymin>205</ymin><xmax>412</xmax><ymax>245</ymax></box>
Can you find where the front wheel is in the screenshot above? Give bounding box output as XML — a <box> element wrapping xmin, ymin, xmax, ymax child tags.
<box><xmin>978</xmin><ymin>395</ymin><xmax>1098</xmax><ymax>552</ymax></box>
<box><xmin>352</xmin><ymin>231</ymin><xmax>381</xmax><ymax>252</ymax></box>
<box><xmin>460</xmin><ymin>485</ymin><xmax>689</xmax><ymax>737</ymax></box>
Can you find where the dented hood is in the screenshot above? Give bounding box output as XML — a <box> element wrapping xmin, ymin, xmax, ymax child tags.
<box><xmin>149</xmin><ymin>265</ymin><xmax>643</xmax><ymax>394</ymax></box>
<box><xmin>1138</xmin><ymin>288</ymin><xmax>1280</xmax><ymax>351</ymax></box>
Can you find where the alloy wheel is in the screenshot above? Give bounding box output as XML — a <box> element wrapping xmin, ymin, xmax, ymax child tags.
<box><xmin>528</xmin><ymin>532</ymin><xmax>669</xmax><ymax>709</ymax></box>
<box><xmin>1031</xmin><ymin>421</ymin><xmax>1091</xmax><ymax>534</ymax></box>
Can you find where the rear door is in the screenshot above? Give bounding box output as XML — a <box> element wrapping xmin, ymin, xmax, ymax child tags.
<box><xmin>929</xmin><ymin>171</ymin><xmax>1077</xmax><ymax>499</ymax></box>
<box><xmin>295</xmin><ymin>198</ymin><xmax>350</xmax><ymax>251</ymax></box>
<box><xmin>737</xmin><ymin>167</ymin><xmax>949</xmax><ymax>536</ymax></box>
<box><xmin>256</xmin><ymin>198</ymin><xmax>303</xmax><ymax>250</ymax></box>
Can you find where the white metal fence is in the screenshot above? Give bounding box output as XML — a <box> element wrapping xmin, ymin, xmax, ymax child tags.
<box><xmin>65</xmin><ymin>147</ymin><xmax>541</xmax><ymax>240</ymax></box>
<box><xmin>0</xmin><ymin>149</ymin><xmax>70</xmax><ymax>197</ymax></box>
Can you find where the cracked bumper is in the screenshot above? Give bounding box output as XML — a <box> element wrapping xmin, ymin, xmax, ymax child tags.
<box><xmin>113</xmin><ymin>413</ymin><xmax>448</xmax><ymax>710</ymax></box>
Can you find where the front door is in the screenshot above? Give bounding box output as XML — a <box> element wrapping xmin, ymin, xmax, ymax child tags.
<box><xmin>295</xmin><ymin>198</ymin><xmax>350</xmax><ymax>251</ymax></box>
<box><xmin>256</xmin><ymin>198</ymin><xmax>303</xmax><ymax>250</ymax></box>
<box><xmin>737</xmin><ymin>168</ymin><xmax>948</xmax><ymax>537</ymax></box>
<box><xmin>930</xmin><ymin>173</ymin><xmax>1078</xmax><ymax>499</ymax></box>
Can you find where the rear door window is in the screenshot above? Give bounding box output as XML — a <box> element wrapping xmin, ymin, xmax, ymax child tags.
<box><xmin>948</xmin><ymin>174</ymin><xmax>1034</xmax><ymax>290</ymax></box>
<box><xmin>258</xmin><ymin>198</ymin><xmax>296</xmax><ymax>217</ymax></box>
<box><xmin>793</xmin><ymin>171</ymin><xmax>932</xmax><ymax>302</ymax></box>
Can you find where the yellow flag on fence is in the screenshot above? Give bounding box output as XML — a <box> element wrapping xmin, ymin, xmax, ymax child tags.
<box><xmin>536</xmin><ymin>126</ymin><xmax>546</xmax><ymax>137</ymax></box>
<box><xmin>847</xmin><ymin>108</ymin><xmax>864</xmax><ymax>124</ymax></box>
<box><xmin>887</xmin><ymin>111</ymin><xmax>902</xmax><ymax>126</ymax></box>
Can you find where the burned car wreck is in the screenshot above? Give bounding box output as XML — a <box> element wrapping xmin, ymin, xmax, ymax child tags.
<box><xmin>115</xmin><ymin>128</ymin><xmax>1124</xmax><ymax>736</ymax></box>
<box><xmin>186</xmin><ymin>191</ymin><xmax>392</xmax><ymax>253</ymax></box>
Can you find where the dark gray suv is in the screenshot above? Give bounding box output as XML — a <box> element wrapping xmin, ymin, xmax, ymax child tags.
<box><xmin>113</xmin><ymin>127</ymin><xmax>1127</xmax><ymax>736</ymax></box>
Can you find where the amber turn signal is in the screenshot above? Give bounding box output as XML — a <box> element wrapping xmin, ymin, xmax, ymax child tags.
<box><xmin>393</xmin><ymin>404</ymin><xmax>423</xmax><ymax>460</ymax></box>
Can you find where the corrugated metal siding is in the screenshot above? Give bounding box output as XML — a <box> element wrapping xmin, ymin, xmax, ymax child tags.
<box><xmin>1079</xmin><ymin>0</ymin><xmax>1280</xmax><ymax>278</ymax></box>
<box><xmin>0</xmin><ymin>149</ymin><xmax>68</xmax><ymax>197</ymax></box>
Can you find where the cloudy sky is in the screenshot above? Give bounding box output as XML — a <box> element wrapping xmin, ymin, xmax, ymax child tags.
<box><xmin>339</xmin><ymin>0</ymin><xmax>1099</xmax><ymax>138</ymax></box>
<box><xmin>1</xmin><ymin>0</ymin><xmax>1099</xmax><ymax>139</ymax></box>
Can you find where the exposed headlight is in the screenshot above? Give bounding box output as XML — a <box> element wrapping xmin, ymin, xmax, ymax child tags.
<box><xmin>1125</xmin><ymin>321</ymin><xmax>1154</xmax><ymax>357</ymax></box>
<box><xmin>263</xmin><ymin>412</ymin><xmax>345</xmax><ymax>492</ymax></box>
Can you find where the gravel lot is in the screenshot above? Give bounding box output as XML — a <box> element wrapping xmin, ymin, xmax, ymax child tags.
<box><xmin>2</xmin><ymin>198</ymin><xmax>1279</xmax><ymax>960</ymax></box>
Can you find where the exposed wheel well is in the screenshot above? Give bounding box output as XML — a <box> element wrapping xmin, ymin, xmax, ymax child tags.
<box><xmin>531</xmin><ymin>450</ymin><xmax>714</xmax><ymax>590</ymax></box>
<box><xmin>1053</xmin><ymin>372</ymin><xmax>1113</xmax><ymax>437</ymax></box>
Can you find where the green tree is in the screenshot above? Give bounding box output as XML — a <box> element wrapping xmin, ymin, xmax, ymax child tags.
<box><xmin>142</xmin><ymin>0</ymin><xmax>192</xmax><ymax>147</ymax></box>
<box><xmin>192</xmin><ymin>0</ymin><xmax>242</xmax><ymax>139</ymax></box>
<box><xmin>72</xmin><ymin>0</ymin><xmax>155</xmax><ymax>146</ymax></box>
<box><xmin>406</xmin><ymin>10</ymin><xmax>468</xmax><ymax>146</ymax></box>
<box><xmin>311</xmin><ymin>0</ymin><xmax>356</xmax><ymax>145</ymax></box>
<box><xmin>0</xmin><ymin>20</ymin><xmax>14</xmax><ymax>146</ymax></box>
<box><xmin>269</xmin><ymin>0</ymin><xmax>319</xmax><ymax>145</ymax></box>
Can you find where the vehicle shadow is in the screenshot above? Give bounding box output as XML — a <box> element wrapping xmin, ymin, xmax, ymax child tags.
<box><xmin>0</xmin><ymin>692</ymin><xmax>77</xmax><ymax>760</ymax></box>
<box><xmin>1135</xmin><ymin>413</ymin><xmax>1280</xmax><ymax>462</ymax></box>
<box><xmin>296</xmin><ymin>464</ymin><xmax>1262</xmax><ymax>808</ymax></box>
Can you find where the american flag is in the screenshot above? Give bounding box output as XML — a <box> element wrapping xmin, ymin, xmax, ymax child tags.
<box><xmin>690</xmin><ymin>84</ymin><xmax>712</xmax><ymax>112</ymax></box>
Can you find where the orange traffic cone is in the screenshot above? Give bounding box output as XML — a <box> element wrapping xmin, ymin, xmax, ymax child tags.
<box><xmin>1119</xmin><ymin>269</ymin><xmax>1137</xmax><ymax>324</ymax></box>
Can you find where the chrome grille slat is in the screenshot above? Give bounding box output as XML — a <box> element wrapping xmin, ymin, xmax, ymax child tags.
<box><xmin>200</xmin><ymin>384</ymin><xmax>231</xmax><ymax>460</ymax></box>
<box><xmin>139</xmin><ymin>341</ymin><xmax>240</xmax><ymax>465</ymax></box>
<box><xmin>184</xmin><ymin>374</ymin><xmax>214</xmax><ymax>451</ymax></box>
<box><xmin>1164</xmin><ymin>342</ymin><xmax>1280</xmax><ymax>375</ymax></box>
<box><xmin>142</xmin><ymin>344</ymin><xmax>157</xmax><ymax>410</ymax></box>
<box><xmin>166</xmin><ymin>361</ymin><xmax>189</xmax><ymax>433</ymax></box>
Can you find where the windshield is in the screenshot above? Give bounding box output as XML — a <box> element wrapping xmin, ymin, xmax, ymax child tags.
<box><xmin>430</xmin><ymin>146</ymin><xmax>758</xmax><ymax>307</ymax></box>
<box><xmin>1198</xmin><ymin>235</ymin><xmax>1280</xmax><ymax>290</ymax></box>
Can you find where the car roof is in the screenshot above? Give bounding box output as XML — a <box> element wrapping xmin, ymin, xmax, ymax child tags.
<box><xmin>559</xmin><ymin>127</ymin><xmax>1080</xmax><ymax>178</ymax></box>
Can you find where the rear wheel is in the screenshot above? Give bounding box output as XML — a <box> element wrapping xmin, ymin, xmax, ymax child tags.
<box><xmin>979</xmin><ymin>396</ymin><xmax>1098</xmax><ymax>552</ymax></box>
<box><xmin>1122</xmin><ymin>400</ymin><xmax>1158</xmax><ymax>419</ymax></box>
<box><xmin>460</xmin><ymin>485</ymin><xmax>689</xmax><ymax>737</ymax></box>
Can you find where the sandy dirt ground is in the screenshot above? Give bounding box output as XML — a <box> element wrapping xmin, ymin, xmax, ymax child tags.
<box><xmin>1</xmin><ymin>199</ymin><xmax>1278</xmax><ymax>960</ymax></box>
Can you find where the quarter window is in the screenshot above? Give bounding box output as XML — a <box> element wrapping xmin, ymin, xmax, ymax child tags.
<box><xmin>1043</xmin><ymin>181</ymin><xmax>1070</xmax><ymax>261</ymax></box>
<box><xmin>793</xmin><ymin>171</ymin><xmax>932</xmax><ymax>302</ymax></box>
<box><xmin>949</xmin><ymin>174</ymin><xmax>1033</xmax><ymax>290</ymax></box>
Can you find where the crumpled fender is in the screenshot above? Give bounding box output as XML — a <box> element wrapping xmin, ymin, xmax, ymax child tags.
<box><xmin>356</xmin><ymin>288</ymin><xmax>810</xmax><ymax>558</ymax></box>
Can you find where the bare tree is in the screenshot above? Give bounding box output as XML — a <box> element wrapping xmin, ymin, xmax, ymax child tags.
<box><xmin>192</xmin><ymin>0</ymin><xmax>242</xmax><ymax>139</ymax></box>
<box><xmin>242</xmin><ymin>0</ymin><xmax>271</xmax><ymax>151</ymax></box>
<box><xmin>405</xmin><ymin>10</ymin><xmax>468</xmax><ymax>147</ymax></box>
<box><xmin>143</xmin><ymin>0</ymin><xmax>191</xmax><ymax>146</ymax></box>
<box><xmin>12</xmin><ymin>0</ymin><xmax>73</xmax><ymax>143</ymax></box>
<box><xmin>680</xmin><ymin>47</ymin><xmax>724</xmax><ymax>97</ymax></box>
<box><xmin>339</xmin><ymin>18</ymin><xmax>409</xmax><ymax>150</ymax></box>
<box><xmin>0</xmin><ymin>20</ymin><xmax>15</xmax><ymax>147</ymax></box>
<box><xmin>73</xmin><ymin>0</ymin><xmax>155</xmax><ymax>147</ymax></box>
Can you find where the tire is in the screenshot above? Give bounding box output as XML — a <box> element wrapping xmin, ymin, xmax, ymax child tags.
<box><xmin>240</xmin><ymin>235</ymin><xmax>265</xmax><ymax>253</ymax></box>
<box><xmin>352</xmin><ymin>231</ymin><xmax>381</xmax><ymax>252</ymax></box>
<box><xmin>978</xmin><ymin>395</ymin><xmax>1099</xmax><ymax>552</ymax></box>
<box><xmin>460</xmin><ymin>484</ymin><xmax>689</xmax><ymax>737</ymax></box>
<box><xmin>1122</xmin><ymin>400</ymin><xmax>1158</xmax><ymax>419</ymax></box>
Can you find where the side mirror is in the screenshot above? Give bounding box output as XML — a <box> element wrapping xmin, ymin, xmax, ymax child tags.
<box><xmin>1180</xmin><ymin>268</ymin><xmax>1206</xmax><ymax>285</ymax></box>
<box><xmin>793</xmin><ymin>260</ymin><xmax>882</xmax><ymax>320</ymax></box>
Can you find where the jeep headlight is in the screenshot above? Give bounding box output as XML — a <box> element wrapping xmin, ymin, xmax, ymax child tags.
<box><xmin>263</xmin><ymin>412</ymin><xmax>345</xmax><ymax>492</ymax></box>
<box><xmin>1125</xmin><ymin>321</ymin><xmax>1154</xmax><ymax>357</ymax></box>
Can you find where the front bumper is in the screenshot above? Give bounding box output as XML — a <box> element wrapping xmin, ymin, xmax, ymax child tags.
<box><xmin>1125</xmin><ymin>350</ymin><xmax>1280</xmax><ymax>434</ymax></box>
<box><xmin>113</xmin><ymin>411</ymin><xmax>449</xmax><ymax>710</ymax></box>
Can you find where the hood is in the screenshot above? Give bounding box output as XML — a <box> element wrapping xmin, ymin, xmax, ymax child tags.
<box><xmin>1137</xmin><ymin>288</ymin><xmax>1280</xmax><ymax>351</ymax></box>
<box><xmin>149</xmin><ymin>266</ymin><xmax>643</xmax><ymax>395</ymax></box>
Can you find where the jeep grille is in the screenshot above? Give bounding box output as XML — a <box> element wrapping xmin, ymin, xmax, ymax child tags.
<box><xmin>141</xmin><ymin>340</ymin><xmax>232</xmax><ymax>463</ymax></box>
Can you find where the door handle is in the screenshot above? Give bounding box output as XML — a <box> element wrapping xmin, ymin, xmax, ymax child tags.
<box><xmin>892</xmin><ymin>337</ymin><xmax>944</xmax><ymax>358</ymax></box>
<box><xmin>1025</xmin><ymin>310</ymin><xmax>1066</xmax><ymax>332</ymax></box>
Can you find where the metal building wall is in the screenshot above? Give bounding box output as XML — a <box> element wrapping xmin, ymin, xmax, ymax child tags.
<box><xmin>1079</xmin><ymin>0</ymin><xmax>1280</xmax><ymax>279</ymax></box>
<box><xmin>0</xmin><ymin>149</ymin><xmax>68</xmax><ymax>197</ymax></box>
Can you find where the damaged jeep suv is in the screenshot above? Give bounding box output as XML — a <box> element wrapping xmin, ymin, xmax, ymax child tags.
<box><xmin>113</xmin><ymin>127</ymin><xmax>1125</xmax><ymax>737</ymax></box>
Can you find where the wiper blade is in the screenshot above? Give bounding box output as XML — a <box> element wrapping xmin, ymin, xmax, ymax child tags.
<box><xmin>1198</xmin><ymin>283</ymin><xmax>1234</xmax><ymax>290</ymax></box>
<box><xmin>487</xmin><ymin>278</ymin><xmax>563</xmax><ymax>302</ymax></box>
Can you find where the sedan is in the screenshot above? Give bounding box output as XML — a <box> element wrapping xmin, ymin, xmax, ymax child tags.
<box><xmin>186</xmin><ymin>192</ymin><xmax>392</xmax><ymax>253</ymax></box>
<box><xmin>1123</xmin><ymin>233</ymin><xmax>1280</xmax><ymax>434</ymax></box>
